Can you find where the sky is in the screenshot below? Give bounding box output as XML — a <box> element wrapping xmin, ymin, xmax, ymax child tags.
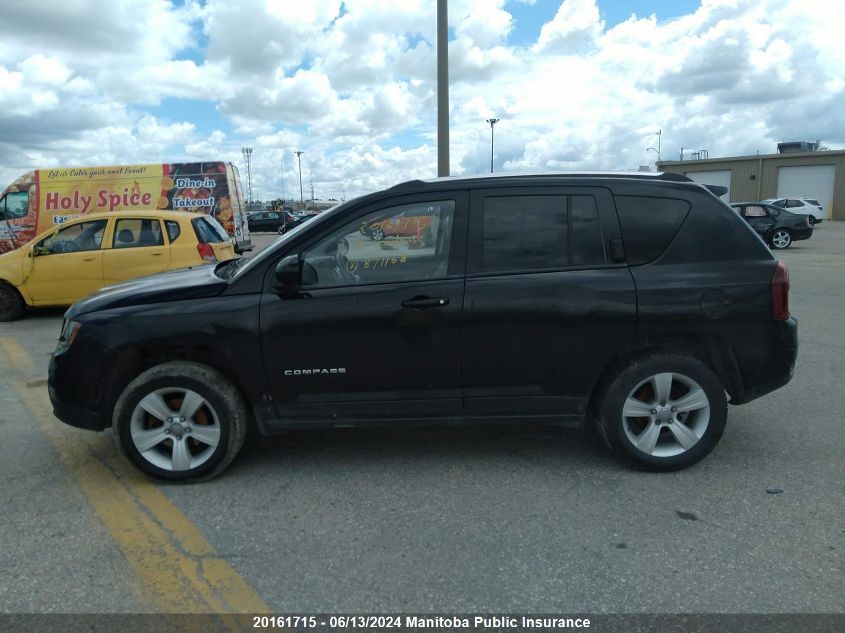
<box><xmin>0</xmin><ymin>0</ymin><xmax>843</xmax><ymax>202</ymax></box>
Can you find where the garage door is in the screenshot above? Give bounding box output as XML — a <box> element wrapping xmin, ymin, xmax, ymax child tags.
<box><xmin>777</xmin><ymin>165</ymin><xmax>835</xmax><ymax>220</ymax></box>
<box><xmin>685</xmin><ymin>170</ymin><xmax>731</xmax><ymax>201</ymax></box>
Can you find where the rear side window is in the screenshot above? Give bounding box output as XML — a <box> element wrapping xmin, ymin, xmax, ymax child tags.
<box><xmin>743</xmin><ymin>205</ymin><xmax>767</xmax><ymax>217</ymax></box>
<box><xmin>192</xmin><ymin>216</ymin><xmax>229</xmax><ymax>243</ymax></box>
<box><xmin>614</xmin><ymin>196</ymin><xmax>690</xmax><ymax>265</ymax></box>
<box><xmin>482</xmin><ymin>196</ymin><xmax>567</xmax><ymax>272</ymax></box>
<box><xmin>805</xmin><ymin>199</ymin><xmax>820</xmax><ymax>206</ymax></box>
<box><xmin>113</xmin><ymin>218</ymin><xmax>164</xmax><ymax>248</ymax></box>
<box><xmin>479</xmin><ymin>194</ymin><xmax>605</xmax><ymax>273</ymax></box>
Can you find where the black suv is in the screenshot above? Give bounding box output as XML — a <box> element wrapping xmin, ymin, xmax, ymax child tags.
<box><xmin>49</xmin><ymin>173</ymin><xmax>798</xmax><ymax>481</ymax></box>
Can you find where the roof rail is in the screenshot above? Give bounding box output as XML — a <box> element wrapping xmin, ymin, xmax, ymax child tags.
<box><xmin>389</xmin><ymin>171</ymin><xmax>694</xmax><ymax>190</ymax></box>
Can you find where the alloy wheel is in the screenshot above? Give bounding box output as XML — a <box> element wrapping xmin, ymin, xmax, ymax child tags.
<box><xmin>772</xmin><ymin>230</ymin><xmax>791</xmax><ymax>249</ymax></box>
<box><xmin>129</xmin><ymin>388</ymin><xmax>221</xmax><ymax>471</ymax></box>
<box><xmin>621</xmin><ymin>372</ymin><xmax>711</xmax><ymax>457</ymax></box>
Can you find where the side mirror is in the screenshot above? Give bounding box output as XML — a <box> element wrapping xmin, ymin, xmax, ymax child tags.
<box><xmin>33</xmin><ymin>246</ymin><xmax>50</xmax><ymax>257</ymax></box>
<box><xmin>274</xmin><ymin>254</ymin><xmax>302</xmax><ymax>296</ymax></box>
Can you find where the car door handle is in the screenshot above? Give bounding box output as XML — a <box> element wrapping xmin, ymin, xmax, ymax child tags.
<box><xmin>151</xmin><ymin>252</ymin><xmax>163</xmax><ymax>256</ymax></box>
<box><xmin>401</xmin><ymin>296</ymin><xmax>449</xmax><ymax>309</ymax></box>
<box><xmin>82</xmin><ymin>256</ymin><xmax>95</xmax><ymax>262</ymax></box>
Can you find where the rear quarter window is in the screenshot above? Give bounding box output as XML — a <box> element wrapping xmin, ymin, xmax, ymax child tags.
<box><xmin>613</xmin><ymin>196</ymin><xmax>690</xmax><ymax>265</ymax></box>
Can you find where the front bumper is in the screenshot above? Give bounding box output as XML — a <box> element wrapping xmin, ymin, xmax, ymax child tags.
<box><xmin>48</xmin><ymin>351</ymin><xmax>110</xmax><ymax>431</ymax></box>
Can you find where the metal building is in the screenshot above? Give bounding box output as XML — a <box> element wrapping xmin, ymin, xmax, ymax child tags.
<box><xmin>657</xmin><ymin>149</ymin><xmax>845</xmax><ymax>221</ymax></box>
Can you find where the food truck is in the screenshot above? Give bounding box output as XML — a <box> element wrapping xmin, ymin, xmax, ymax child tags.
<box><xmin>0</xmin><ymin>161</ymin><xmax>252</xmax><ymax>254</ymax></box>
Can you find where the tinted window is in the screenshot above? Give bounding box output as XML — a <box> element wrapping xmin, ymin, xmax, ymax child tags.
<box><xmin>113</xmin><ymin>219</ymin><xmax>164</xmax><ymax>248</ymax></box>
<box><xmin>805</xmin><ymin>199</ymin><xmax>820</xmax><ymax>206</ymax></box>
<box><xmin>614</xmin><ymin>196</ymin><xmax>691</xmax><ymax>265</ymax></box>
<box><xmin>302</xmin><ymin>200</ymin><xmax>455</xmax><ymax>288</ymax></box>
<box><xmin>482</xmin><ymin>196</ymin><xmax>567</xmax><ymax>273</ymax></box>
<box><xmin>785</xmin><ymin>199</ymin><xmax>804</xmax><ymax>208</ymax></box>
<box><xmin>571</xmin><ymin>195</ymin><xmax>605</xmax><ymax>266</ymax></box>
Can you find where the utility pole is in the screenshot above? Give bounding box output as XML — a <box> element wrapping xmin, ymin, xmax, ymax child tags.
<box><xmin>280</xmin><ymin>151</ymin><xmax>286</xmax><ymax>203</ymax></box>
<box><xmin>241</xmin><ymin>147</ymin><xmax>253</xmax><ymax>203</ymax></box>
<box><xmin>486</xmin><ymin>118</ymin><xmax>500</xmax><ymax>173</ymax></box>
<box><xmin>437</xmin><ymin>0</ymin><xmax>449</xmax><ymax>177</ymax></box>
<box><xmin>295</xmin><ymin>150</ymin><xmax>304</xmax><ymax>203</ymax></box>
<box><xmin>656</xmin><ymin>129</ymin><xmax>662</xmax><ymax>162</ymax></box>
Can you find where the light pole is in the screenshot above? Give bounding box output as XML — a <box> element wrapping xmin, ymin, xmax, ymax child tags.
<box><xmin>437</xmin><ymin>0</ymin><xmax>449</xmax><ymax>176</ymax></box>
<box><xmin>241</xmin><ymin>147</ymin><xmax>253</xmax><ymax>203</ymax></box>
<box><xmin>486</xmin><ymin>118</ymin><xmax>500</xmax><ymax>173</ymax></box>
<box><xmin>650</xmin><ymin>129</ymin><xmax>662</xmax><ymax>162</ymax></box>
<box><xmin>280</xmin><ymin>150</ymin><xmax>286</xmax><ymax>204</ymax></box>
<box><xmin>295</xmin><ymin>150</ymin><xmax>304</xmax><ymax>204</ymax></box>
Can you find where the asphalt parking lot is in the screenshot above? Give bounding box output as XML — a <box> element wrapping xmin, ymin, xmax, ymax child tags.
<box><xmin>0</xmin><ymin>226</ymin><xmax>842</xmax><ymax>616</ymax></box>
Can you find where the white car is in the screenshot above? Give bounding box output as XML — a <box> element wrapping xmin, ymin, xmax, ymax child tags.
<box><xmin>761</xmin><ymin>197</ymin><xmax>824</xmax><ymax>225</ymax></box>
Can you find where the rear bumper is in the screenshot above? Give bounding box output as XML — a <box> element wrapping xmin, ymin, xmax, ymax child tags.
<box><xmin>791</xmin><ymin>227</ymin><xmax>813</xmax><ymax>241</ymax></box>
<box><xmin>234</xmin><ymin>239</ymin><xmax>253</xmax><ymax>253</ymax></box>
<box><xmin>730</xmin><ymin>317</ymin><xmax>798</xmax><ymax>405</ymax></box>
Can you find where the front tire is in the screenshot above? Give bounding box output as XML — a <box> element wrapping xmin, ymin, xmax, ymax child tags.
<box><xmin>770</xmin><ymin>229</ymin><xmax>792</xmax><ymax>249</ymax></box>
<box><xmin>595</xmin><ymin>353</ymin><xmax>727</xmax><ymax>471</ymax></box>
<box><xmin>113</xmin><ymin>361</ymin><xmax>248</xmax><ymax>481</ymax></box>
<box><xmin>0</xmin><ymin>283</ymin><xmax>24</xmax><ymax>321</ymax></box>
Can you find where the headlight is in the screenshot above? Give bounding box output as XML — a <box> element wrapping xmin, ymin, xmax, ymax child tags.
<box><xmin>55</xmin><ymin>320</ymin><xmax>81</xmax><ymax>354</ymax></box>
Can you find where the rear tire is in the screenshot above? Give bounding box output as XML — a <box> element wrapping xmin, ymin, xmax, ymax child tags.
<box><xmin>595</xmin><ymin>353</ymin><xmax>727</xmax><ymax>471</ymax></box>
<box><xmin>0</xmin><ymin>284</ymin><xmax>24</xmax><ymax>322</ymax></box>
<box><xmin>113</xmin><ymin>361</ymin><xmax>248</xmax><ymax>482</ymax></box>
<box><xmin>770</xmin><ymin>229</ymin><xmax>792</xmax><ymax>249</ymax></box>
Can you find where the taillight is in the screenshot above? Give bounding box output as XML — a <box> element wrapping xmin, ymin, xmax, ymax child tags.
<box><xmin>771</xmin><ymin>260</ymin><xmax>790</xmax><ymax>320</ymax></box>
<box><xmin>197</xmin><ymin>242</ymin><xmax>216</xmax><ymax>262</ymax></box>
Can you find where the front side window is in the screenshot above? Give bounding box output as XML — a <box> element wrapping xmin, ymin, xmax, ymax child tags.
<box><xmin>785</xmin><ymin>199</ymin><xmax>804</xmax><ymax>208</ymax></box>
<box><xmin>39</xmin><ymin>220</ymin><xmax>107</xmax><ymax>254</ymax></box>
<box><xmin>113</xmin><ymin>219</ymin><xmax>164</xmax><ymax>248</ymax></box>
<box><xmin>302</xmin><ymin>200</ymin><xmax>455</xmax><ymax>288</ymax></box>
<box><xmin>2</xmin><ymin>190</ymin><xmax>29</xmax><ymax>219</ymax></box>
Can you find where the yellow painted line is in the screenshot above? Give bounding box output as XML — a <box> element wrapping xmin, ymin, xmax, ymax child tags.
<box><xmin>0</xmin><ymin>337</ymin><xmax>33</xmax><ymax>374</ymax></box>
<box><xmin>1</xmin><ymin>337</ymin><xmax>270</xmax><ymax>622</ymax></box>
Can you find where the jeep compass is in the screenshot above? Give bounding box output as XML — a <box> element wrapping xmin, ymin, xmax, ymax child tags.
<box><xmin>48</xmin><ymin>173</ymin><xmax>798</xmax><ymax>481</ymax></box>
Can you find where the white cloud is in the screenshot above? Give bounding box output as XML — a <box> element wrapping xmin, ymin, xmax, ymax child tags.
<box><xmin>0</xmin><ymin>0</ymin><xmax>844</xmax><ymax>200</ymax></box>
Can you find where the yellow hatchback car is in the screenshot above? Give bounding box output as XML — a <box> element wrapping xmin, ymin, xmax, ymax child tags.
<box><xmin>0</xmin><ymin>210</ymin><xmax>235</xmax><ymax>320</ymax></box>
